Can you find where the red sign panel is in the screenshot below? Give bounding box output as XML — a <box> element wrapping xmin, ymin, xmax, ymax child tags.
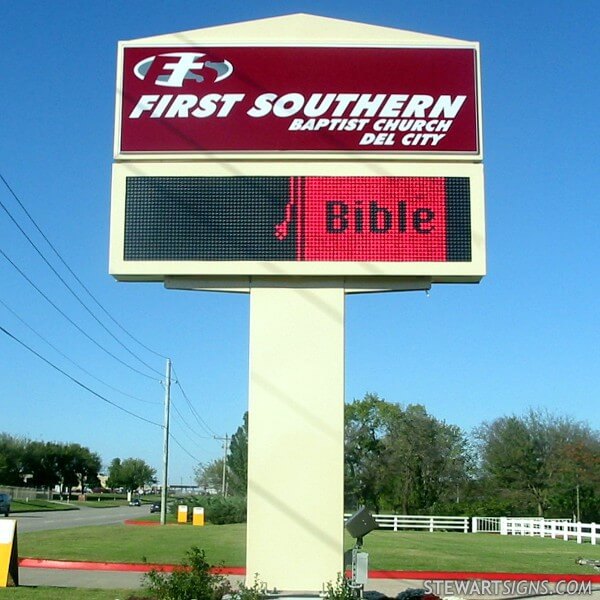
<box><xmin>119</xmin><ymin>46</ymin><xmax>479</xmax><ymax>154</ymax></box>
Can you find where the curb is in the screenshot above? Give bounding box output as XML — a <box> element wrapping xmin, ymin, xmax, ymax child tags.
<box><xmin>19</xmin><ymin>558</ymin><xmax>245</xmax><ymax>575</ymax></box>
<box><xmin>18</xmin><ymin>559</ymin><xmax>600</xmax><ymax>582</ymax></box>
<box><xmin>123</xmin><ymin>519</ymin><xmax>161</xmax><ymax>526</ymax></box>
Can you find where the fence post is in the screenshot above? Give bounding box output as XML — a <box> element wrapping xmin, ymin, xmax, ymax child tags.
<box><xmin>591</xmin><ymin>523</ymin><xmax>597</xmax><ymax>546</ymax></box>
<box><xmin>394</xmin><ymin>515</ymin><xmax>398</xmax><ymax>532</ymax></box>
<box><xmin>563</xmin><ymin>522</ymin><xmax>568</xmax><ymax>541</ymax></box>
<box><xmin>429</xmin><ymin>517</ymin><xmax>434</xmax><ymax>533</ymax></box>
<box><xmin>576</xmin><ymin>522</ymin><xmax>582</xmax><ymax>544</ymax></box>
<box><xmin>472</xmin><ymin>517</ymin><xmax>478</xmax><ymax>533</ymax></box>
<box><xmin>540</xmin><ymin>518</ymin><xmax>545</xmax><ymax>538</ymax></box>
<box><xmin>551</xmin><ymin>520</ymin><xmax>556</xmax><ymax>539</ymax></box>
<box><xmin>464</xmin><ymin>518</ymin><xmax>468</xmax><ymax>533</ymax></box>
<box><xmin>500</xmin><ymin>517</ymin><xmax>508</xmax><ymax>536</ymax></box>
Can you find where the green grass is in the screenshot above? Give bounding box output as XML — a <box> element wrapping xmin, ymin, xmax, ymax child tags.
<box><xmin>9</xmin><ymin>500</ymin><xmax>77</xmax><ymax>513</ymax></box>
<box><xmin>20</xmin><ymin>523</ymin><xmax>247</xmax><ymax>567</ymax></box>
<box><xmin>72</xmin><ymin>500</ymin><xmax>127</xmax><ymax>508</ymax></box>
<box><xmin>361</xmin><ymin>531</ymin><xmax>600</xmax><ymax>574</ymax></box>
<box><xmin>19</xmin><ymin>525</ymin><xmax>600</xmax><ymax>575</ymax></box>
<box><xmin>0</xmin><ymin>588</ymin><xmax>135</xmax><ymax>599</ymax></box>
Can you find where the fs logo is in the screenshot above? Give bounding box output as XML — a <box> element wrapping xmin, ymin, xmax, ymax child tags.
<box><xmin>133</xmin><ymin>52</ymin><xmax>233</xmax><ymax>87</ymax></box>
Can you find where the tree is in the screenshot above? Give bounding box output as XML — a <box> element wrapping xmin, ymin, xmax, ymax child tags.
<box><xmin>344</xmin><ymin>393</ymin><xmax>400</xmax><ymax>512</ymax></box>
<box><xmin>23</xmin><ymin>441</ymin><xmax>63</xmax><ymax>490</ymax></box>
<box><xmin>549</xmin><ymin>433</ymin><xmax>600</xmax><ymax>521</ymax></box>
<box><xmin>60</xmin><ymin>443</ymin><xmax>101</xmax><ymax>494</ymax></box>
<box><xmin>107</xmin><ymin>457</ymin><xmax>156</xmax><ymax>493</ymax></box>
<box><xmin>194</xmin><ymin>459</ymin><xmax>225</xmax><ymax>494</ymax></box>
<box><xmin>476</xmin><ymin>409</ymin><xmax>599</xmax><ymax>517</ymax></box>
<box><xmin>382</xmin><ymin>404</ymin><xmax>471</xmax><ymax>513</ymax></box>
<box><xmin>227</xmin><ymin>412</ymin><xmax>248</xmax><ymax>496</ymax></box>
<box><xmin>0</xmin><ymin>434</ymin><xmax>28</xmax><ymax>486</ymax></box>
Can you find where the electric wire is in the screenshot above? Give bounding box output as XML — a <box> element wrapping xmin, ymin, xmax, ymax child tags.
<box><xmin>169</xmin><ymin>417</ymin><xmax>211</xmax><ymax>458</ymax></box>
<box><xmin>0</xmin><ymin>245</ymin><xmax>161</xmax><ymax>381</ymax></box>
<box><xmin>0</xmin><ymin>171</ymin><xmax>169</xmax><ymax>362</ymax></box>
<box><xmin>170</xmin><ymin>399</ymin><xmax>214</xmax><ymax>442</ymax></box>
<box><xmin>0</xmin><ymin>296</ymin><xmax>160</xmax><ymax>405</ymax></box>
<box><xmin>0</xmin><ymin>324</ymin><xmax>162</xmax><ymax>428</ymax></box>
<box><xmin>169</xmin><ymin>432</ymin><xmax>201</xmax><ymax>463</ymax></box>
<box><xmin>169</xmin><ymin>398</ymin><xmax>215</xmax><ymax>458</ymax></box>
<box><xmin>171</xmin><ymin>364</ymin><xmax>219</xmax><ymax>437</ymax></box>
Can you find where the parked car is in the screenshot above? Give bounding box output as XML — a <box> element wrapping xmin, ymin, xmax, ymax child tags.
<box><xmin>128</xmin><ymin>498</ymin><xmax>141</xmax><ymax>507</ymax></box>
<box><xmin>0</xmin><ymin>493</ymin><xmax>11</xmax><ymax>517</ymax></box>
<box><xmin>150</xmin><ymin>502</ymin><xmax>161</xmax><ymax>513</ymax></box>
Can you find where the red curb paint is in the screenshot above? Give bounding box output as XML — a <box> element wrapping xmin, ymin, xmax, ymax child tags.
<box><xmin>18</xmin><ymin>558</ymin><xmax>247</xmax><ymax>575</ymax></box>
<box><xmin>18</xmin><ymin>559</ymin><xmax>600</xmax><ymax>583</ymax></box>
<box><xmin>19</xmin><ymin>558</ymin><xmax>176</xmax><ymax>572</ymax></box>
<box><xmin>124</xmin><ymin>519</ymin><xmax>161</xmax><ymax>526</ymax></box>
<box><xmin>367</xmin><ymin>570</ymin><xmax>600</xmax><ymax>583</ymax></box>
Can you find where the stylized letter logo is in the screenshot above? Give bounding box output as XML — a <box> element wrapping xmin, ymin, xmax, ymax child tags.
<box><xmin>134</xmin><ymin>52</ymin><xmax>233</xmax><ymax>87</ymax></box>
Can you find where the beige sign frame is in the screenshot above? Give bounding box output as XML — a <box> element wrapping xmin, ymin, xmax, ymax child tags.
<box><xmin>109</xmin><ymin>160</ymin><xmax>485</xmax><ymax>285</ymax></box>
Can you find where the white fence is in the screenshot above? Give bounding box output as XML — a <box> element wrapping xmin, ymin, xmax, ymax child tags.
<box><xmin>471</xmin><ymin>516</ymin><xmax>501</xmax><ymax>533</ymax></box>
<box><xmin>498</xmin><ymin>517</ymin><xmax>598</xmax><ymax>545</ymax></box>
<box><xmin>344</xmin><ymin>513</ymin><xmax>469</xmax><ymax>532</ymax></box>
<box><xmin>343</xmin><ymin>514</ymin><xmax>598</xmax><ymax>544</ymax></box>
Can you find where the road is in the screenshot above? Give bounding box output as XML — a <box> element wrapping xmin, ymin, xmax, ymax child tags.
<box><xmin>10</xmin><ymin>503</ymin><xmax>150</xmax><ymax>533</ymax></box>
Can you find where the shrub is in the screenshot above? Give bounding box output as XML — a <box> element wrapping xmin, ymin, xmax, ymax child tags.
<box><xmin>141</xmin><ymin>546</ymin><xmax>231</xmax><ymax>600</ymax></box>
<box><xmin>138</xmin><ymin>546</ymin><xmax>266</xmax><ymax>600</ymax></box>
<box><xmin>205</xmin><ymin>495</ymin><xmax>246</xmax><ymax>524</ymax></box>
<box><xmin>170</xmin><ymin>495</ymin><xmax>246</xmax><ymax>525</ymax></box>
<box><xmin>322</xmin><ymin>573</ymin><xmax>356</xmax><ymax>600</ymax></box>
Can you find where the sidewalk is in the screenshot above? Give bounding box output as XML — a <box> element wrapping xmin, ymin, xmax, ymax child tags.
<box><xmin>17</xmin><ymin>566</ymin><xmax>432</xmax><ymax>598</ymax></box>
<box><xmin>17</xmin><ymin>565</ymin><xmax>600</xmax><ymax>599</ymax></box>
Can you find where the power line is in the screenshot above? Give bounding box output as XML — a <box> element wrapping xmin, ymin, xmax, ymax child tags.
<box><xmin>0</xmin><ymin>296</ymin><xmax>160</xmax><ymax>405</ymax></box>
<box><xmin>171</xmin><ymin>364</ymin><xmax>219</xmax><ymax>437</ymax></box>
<box><xmin>0</xmin><ymin>245</ymin><xmax>161</xmax><ymax>381</ymax></box>
<box><xmin>0</xmin><ymin>324</ymin><xmax>162</xmax><ymax>428</ymax></box>
<box><xmin>170</xmin><ymin>400</ymin><xmax>214</xmax><ymax>441</ymax></box>
<box><xmin>0</xmin><ymin>171</ymin><xmax>169</xmax><ymax>362</ymax></box>
<box><xmin>169</xmin><ymin>432</ymin><xmax>201</xmax><ymax>463</ymax></box>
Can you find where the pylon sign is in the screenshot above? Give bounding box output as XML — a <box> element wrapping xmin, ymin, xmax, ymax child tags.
<box><xmin>110</xmin><ymin>15</ymin><xmax>484</xmax><ymax>285</ymax></box>
<box><xmin>109</xmin><ymin>14</ymin><xmax>486</xmax><ymax>593</ymax></box>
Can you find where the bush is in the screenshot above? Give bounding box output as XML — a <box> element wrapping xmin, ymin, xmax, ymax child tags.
<box><xmin>141</xmin><ymin>546</ymin><xmax>231</xmax><ymax>600</ymax></box>
<box><xmin>205</xmin><ymin>495</ymin><xmax>246</xmax><ymax>524</ymax></box>
<box><xmin>138</xmin><ymin>546</ymin><xmax>266</xmax><ymax>600</ymax></box>
<box><xmin>170</xmin><ymin>495</ymin><xmax>246</xmax><ymax>525</ymax></box>
<box><xmin>322</xmin><ymin>574</ymin><xmax>356</xmax><ymax>600</ymax></box>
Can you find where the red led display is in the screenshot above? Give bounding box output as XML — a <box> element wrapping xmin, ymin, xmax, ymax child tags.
<box><xmin>284</xmin><ymin>177</ymin><xmax>448</xmax><ymax>261</ymax></box>
<box><xmin>123</xmin><ymin>176</ymin><xmax>471</xmax><ymax>263</ymax></box>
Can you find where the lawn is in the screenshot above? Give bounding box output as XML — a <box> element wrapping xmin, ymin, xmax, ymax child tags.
<box><xmin>19</xmin><ymin>525</ymin><xmax>600</xmax><ymax>575</ymax></box>
<box><xmin>9</xmin><ymin>500</ymin><xmax>77</xmax><ymax>513</ymax></box>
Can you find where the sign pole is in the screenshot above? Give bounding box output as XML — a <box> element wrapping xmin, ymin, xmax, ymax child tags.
<box><xmin>246</xmin><ymin>279</ymin><xmax>345</xmax><ymax>591</ymax></box>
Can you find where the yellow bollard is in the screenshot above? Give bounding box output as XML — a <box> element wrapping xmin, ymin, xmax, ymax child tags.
<box><xmin>193</xmin><ymin>506</ymin><xmax>205</xmax><ymax>526</ymax></box>
<box><xmin>177</xmin><ymin>505</ymin><xmax>188</xmax><ymax>524</ymax></box>
<box><xmin>0</xmin><ymin>520</ymin><xmax>18</xmax><ymax>587</ymax></box>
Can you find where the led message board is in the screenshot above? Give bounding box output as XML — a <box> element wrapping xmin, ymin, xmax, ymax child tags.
<box><xmin>115</xmin><ymin>45</ymin><xmax>480</xmax><ymax>156</ymax></box>
<box><xmin>109</xmin><ymin>162</ymin><xmax>485</xmax><ymax>283</ymax></box>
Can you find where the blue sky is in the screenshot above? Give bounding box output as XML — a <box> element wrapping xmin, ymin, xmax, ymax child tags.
<box><xmin>1</xmin><ymin>1</ymin><xmax>598</xmax><ymax>484</ymax></box>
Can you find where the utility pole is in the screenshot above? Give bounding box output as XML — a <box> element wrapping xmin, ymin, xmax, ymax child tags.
<box><xmin>214</xmin><ymin>434</ymin><xmax>229</xmax><ymax>496</ymax></box>
<box><xmin>161</xmin><ymin>358</ymin><xmax>171</xmax><ymax>525</ymax></box>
